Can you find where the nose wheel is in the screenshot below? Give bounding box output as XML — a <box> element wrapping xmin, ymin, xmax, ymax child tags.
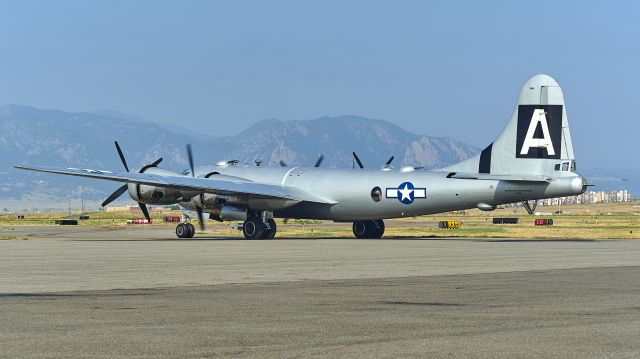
<box><xmin>176</xmin><ymin>223</ymin><xmax>195</xmax><ymax>238</ymax></box>
<box><xmin>352</xmin><ymin>220</ymin><xmax>384</xmax><ymax>239</ymax></box>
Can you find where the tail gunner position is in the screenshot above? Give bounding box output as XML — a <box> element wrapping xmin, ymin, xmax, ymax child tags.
<box><xmin>16</xmin><ymin>74</ymin><xmax>587</xmax><ymax>239</ymax></box>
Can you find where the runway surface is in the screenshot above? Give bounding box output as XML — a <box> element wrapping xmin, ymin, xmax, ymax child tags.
<box><xmin>1</xmin><ymin>226</ymin><xmax>640</xmax><ymax>358</ymax></box>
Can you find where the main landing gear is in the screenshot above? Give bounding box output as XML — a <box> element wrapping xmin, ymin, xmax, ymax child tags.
<box><xmin>176</xmin><ymin>223</ymin><xmax>195</xmax><ymax>238</ymax></box>
<box><xmin>242</xmin><ymin>216</ymin><xmax>276</xmax><ymax>240</ymax></box>
<box><xmin>352</xmin><ymin>219</ymin><xmax>385</xmax><ymax>239</ymax></box>
<box><xmin>175</xmin><ymin>210</ymin><xmax>277</xmax><ymax>240</ymax></box>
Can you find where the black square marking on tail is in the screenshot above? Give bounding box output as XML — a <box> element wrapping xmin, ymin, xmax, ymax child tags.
<box><xmin>479</xmin><ymin>143</ymin><xmax>492</xmax><ymax>174</ymax></box>
<box><xmin>516</xmin><ymin>105</ymin><xmax>563</xmax><ymax>159</ymax></box>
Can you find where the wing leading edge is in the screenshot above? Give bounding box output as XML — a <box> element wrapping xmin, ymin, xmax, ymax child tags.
<box><xmin>14</xmin><ymin>165</ymin><xmax>336</xmax><ymax>204</ymax></box>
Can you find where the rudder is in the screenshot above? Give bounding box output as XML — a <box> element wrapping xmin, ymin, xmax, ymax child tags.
<box><xmin>442</xmin><ymin>74</ymin><xmax>575</xmax><ymax>177</ymax></box>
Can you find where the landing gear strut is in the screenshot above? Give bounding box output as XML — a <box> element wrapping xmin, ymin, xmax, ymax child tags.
<box><xmin>522</xmin><ymin>200</ymin><xmax>538</xmax><ymax>215</ymax></box>
<box><xmin>242</xmin><ymin>215</ymin><xmax>277</xmax><ymax>240</ymax></box>
<box><xmin>263</xmin><ymin>218</ymin><xmax>277</xmax><ymax>239</ymax></box>
<box><xmin>352</xmin><ymin>219</ymin><xmax>385</xmax><ymax>239</ymax></box>
<box><xmin>176</xmin><ymin>223</ymin><xmax>195</xmax><ymax>238</ymax></box>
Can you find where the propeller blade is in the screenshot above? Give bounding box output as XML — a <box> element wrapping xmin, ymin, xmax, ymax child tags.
<box><xmin>139</xmin><ymin>203</ymin><xmax>151</xmax><ymax>222</ymax></box>
<box><xmin>186</xmin><ymin>144</ymin><xmax>195</xmax><ymax>177</ymax></box>
<box><xmin>183</xmin><ymin>144</ymin><xmax>204</xmax><ymax>230</ymax></box>
<box><xmin>185</xmin><ymin>143</ymin><xmax>204</xmax><ymax>230</ymax></box>
<box><xmin>279</xmin><ymin>160</ymin><xmax>288</xmax><ymax>167</ymax></box>
<box><xmin>101</xmin><ymin>184</ymin><xmax>128</xmax><ymax>207</ymax></box>
<box><xmin>352</xmin><ymin>152</ymin><xmax>364</xmax><ymax>169</ymax></box>
<box><xmin>114</xmin><ymin>141</ymin><xmax>130</xmax><ymax>172</ymax></box>
<box><xmin>196</xmin><ymin>206</ymin><xmax>205</xmax><ymax>231</ymax></box>
<box><xmin>314</xmin><ymin>154</ymin><xmax>324</xmax><ymax>168</ymax></box>
<box><xmin>148</xmin><ymin>157</ymin><xmax>163</xmax><ymax>168</ymax></box>
<box><xmin>384</xmin><ymin>156</ymin><xmax>394</xmax><ymax>166</ymax></box>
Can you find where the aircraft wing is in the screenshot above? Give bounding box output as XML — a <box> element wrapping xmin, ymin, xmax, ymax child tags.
<box><xmin>446</xmin><ymin>172</ymin><xmax>552</xmax><ymax>182</ymax></box>
<box><xmin>14</xmin><ymin>165</ymin><xmax>336</xmax><ymax>204</ymax></box>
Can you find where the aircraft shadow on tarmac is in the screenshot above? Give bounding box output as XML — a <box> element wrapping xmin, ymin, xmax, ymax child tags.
<box><xmin>69</xmin><ymin>237</ymin><xmax>597</xmax><ymax>242</ymax></box>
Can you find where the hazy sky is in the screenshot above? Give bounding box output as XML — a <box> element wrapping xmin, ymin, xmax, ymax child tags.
<box><xmin>0</xmin><ymin>1</ymin><xmax>638</xmax><ymax>169</ymax></box>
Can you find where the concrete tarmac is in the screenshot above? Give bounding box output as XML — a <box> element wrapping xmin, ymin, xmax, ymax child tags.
<box><xmin>1</xmin><ymin>226</ymin><xmax>640</xmax><ymax>358</ymax></box>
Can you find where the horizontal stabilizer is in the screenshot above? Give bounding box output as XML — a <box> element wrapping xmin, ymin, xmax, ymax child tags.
<box><xmin>446</xmin><ymin>172</ymin><xmax>551</xmax><ymax>183</ymax></box>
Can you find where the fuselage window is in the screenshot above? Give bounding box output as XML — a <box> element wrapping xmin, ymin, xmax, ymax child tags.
<box><xmin>554</xmin><ymin>164</ymin><xmax>561</xmax><ymax>171</ymax></box>
<box><xmin>371</xmin><ymin>186</ymin><xmax>382</xmax><ymax>202</ymax></box>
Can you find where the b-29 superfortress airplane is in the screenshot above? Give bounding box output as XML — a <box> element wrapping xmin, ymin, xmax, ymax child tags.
<box><xmin>16</xmin><ymin>74</ymin><xmax>587</xmax><ymax>239</ymax></box>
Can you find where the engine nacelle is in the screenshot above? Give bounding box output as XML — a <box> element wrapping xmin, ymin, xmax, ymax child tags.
<box><xmin>127</xmin><ymin>167</ymin><xmax>199</xmax><ymax>205</ymax></box>
<box><xmin>210</xmin><ymin>205</ymin><xmax>247</xmax><ymax>222</ymax></box>
<box><xmin>194</xmin><ymin>192</ymin><xmax>243</xmax><ymax>209</ymax></box>
<box><xmin>193</xmin><ymin>192</ymin><xmax>300</xmax><ymax>212</ymax></box>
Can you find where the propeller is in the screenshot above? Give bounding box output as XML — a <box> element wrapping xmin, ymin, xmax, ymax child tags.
<box><xmin>352</xmin><ymin>152</ymin><xmax>364</xmax><ymax>169</ymax></box>
<box><xmin>101</xmin><ymin>141</ymin><xmax>162</xmax><ymax>223</ymax></box>
<box><xmin>139</xmin><ymin>203</ymin><xmax>151</xmax><ymax>222</ymax></box>
<box><xmin>186</xmin><ymin>144</ymin><xmax>206</xmax><ymax>231</ymax></box>
<box><xmin>147</xmin><ymin>157</ymin><xmax>163</xmax><ymax>167</ymax></box>
<box><xmin>101</xmin><ymin>185</ymin><xmax>128</xmax><ymax>207</ymax></box>
<box><xmin>352</xmin><ymin>152</ymin><xmax>395</xmax><ymax>170</ymax></box>
<box><xmin>115</xmin><ymin>141</ymin><xmax>130</xmax><ymax>172</ymax></box>
<box><xmin>279</xmin><ymin>154</ymin><xmax>324</xmax><ymax>168</ymax></box>
<box><xmin>381</xmin><ymin>156</ymin><xmax>394</xmax><ymax>170</ymax></box>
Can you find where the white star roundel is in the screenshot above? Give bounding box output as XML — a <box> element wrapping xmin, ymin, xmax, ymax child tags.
<box><xmin>385</xmin><ymin>182</ymin><xmax>427</xmax><ymax>204</ymax></box>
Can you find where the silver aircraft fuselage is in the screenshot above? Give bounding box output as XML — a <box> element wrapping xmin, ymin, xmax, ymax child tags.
<box><xmin>179</xmin><ymin>165</ymin><xmax>586</xmax><ymax>221</ymax></box>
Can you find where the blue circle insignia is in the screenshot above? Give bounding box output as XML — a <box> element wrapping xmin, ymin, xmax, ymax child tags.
<box><xmin>397</xmin><ymin>181</ymin><xmax>415</xmax><ymax>204</ymax></box>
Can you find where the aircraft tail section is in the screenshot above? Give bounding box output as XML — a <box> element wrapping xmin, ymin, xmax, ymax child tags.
<box><xmin>442</xmin><ymin>74</ymin><xmax>576</xmax><ymax>177</ymax></box>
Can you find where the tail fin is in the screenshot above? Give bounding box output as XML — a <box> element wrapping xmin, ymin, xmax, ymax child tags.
<box><xmin>442</xmin><ymin>74</ymin><xmax>575</xmax><ymax>177</ymax></box>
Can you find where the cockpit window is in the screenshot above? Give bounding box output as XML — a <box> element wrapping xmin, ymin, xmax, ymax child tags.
<box><xmin>562</xmin><ymin>162</ymin><xmax>569</xmax><ymax>171</ymax></box>
<box><xmin>570</xmin><ymin>161</ymin><xmax>576</xmax><ymax>172</ymax></box>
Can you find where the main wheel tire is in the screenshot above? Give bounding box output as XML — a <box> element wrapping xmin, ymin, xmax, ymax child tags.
<box><xmin>352</xmin><ymin>221</ymin><xmax>369</xmax><ymax>239</ymax></box>
<box><xmin>243</xmin><ymin>218</ymin><xmax>265</xmax><ymax>240</ymax></box>
<box><xmin>176</xmin><ymin>223</ymin><xmax>187</xmax><ymax>238</ymax></box>
<box><xmin>371</xmin><ymin>219</ymin><xmax>385</xmax><ymax>239</ymax></box>
<box><xmin>352</xmin><ymin>220</ymin><xmax>385</xmax><ymax>239</ymax></box>
<box><xmin>263</xmin><ymin>218</ymin><xmax>277</xmax><ymax>239</ymax></box>
<box><xmin>186</xmin><ymin>223</ymin><xmax>195</xmax><ymax>238</ymax></box>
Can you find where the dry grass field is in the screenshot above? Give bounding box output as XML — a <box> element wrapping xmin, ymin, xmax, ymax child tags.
<box><xmin>1</xmin><ymin>201</ymin><xmax>639</xmax><ymax>240</ymax></box>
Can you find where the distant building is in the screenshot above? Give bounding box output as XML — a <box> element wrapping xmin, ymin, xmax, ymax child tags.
<box><xmin>104</xmin><ymin>205</ymin><xmax>173</xmax><ymax>213</ymax></box>
<box><xmin>538</xmin><ymin>190</ymin><xmax>632</xmax><ymax>206</ymax></box>
<box><xmin>104</xmin><ymin>205</ymin><xmax>133</xmax><ymax>212</ymax></box>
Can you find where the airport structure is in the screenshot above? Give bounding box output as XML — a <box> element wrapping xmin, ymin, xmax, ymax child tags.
<box><xmin>538</xmin><ymin>190</ymin><xmax>632</xmax><ymax>206</ymax></box>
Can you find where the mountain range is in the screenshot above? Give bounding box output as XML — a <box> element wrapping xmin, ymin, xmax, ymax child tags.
<box><xmin>0</xmin><ymin>105</ymin><xmax>480</xmax><ymax>204</ymax></box>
